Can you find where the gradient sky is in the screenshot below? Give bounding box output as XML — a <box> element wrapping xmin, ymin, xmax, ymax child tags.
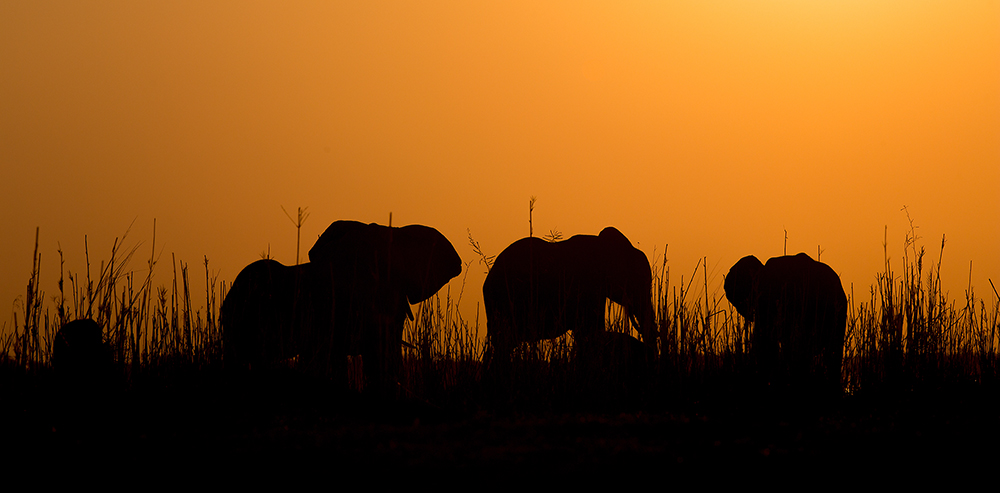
<box><xmin>2</xmin><ymin>2</ymin><xmax>998</xmax><ymax>330</ymax></box>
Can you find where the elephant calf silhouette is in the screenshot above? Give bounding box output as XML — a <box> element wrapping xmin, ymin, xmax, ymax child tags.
<box><xmin>483</xmin><ymin>227</ymin><xmax>656</xmax><ymax>371</ymax></box>
<box><xmin>724</xmin><ymin>253</ymin><xmax>847</xmax><ymax>392</ymax></box>
<box><xmin>222</xmin><ymin>221</ymin><xmax>462</xmax><ymax>394</ymax></box>
<box><xmin>52</xmin><ymin>318</ymin><xmax>115</xmax><ymax>392</ymax></box>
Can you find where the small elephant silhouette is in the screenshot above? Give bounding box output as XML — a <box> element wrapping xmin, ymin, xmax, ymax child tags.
<box><xmin>222</xmin><ymin>220</ymin><xmax>462</xmax><ymax>394</ymax></box>
<box><xmin>52</xmin><ymin>318</ymin><xmax>114</xmax><ymax>390</ymax></box>
<box><xmin>483</xmin><ymin>227</ymin><xmax>656</xmax><ymax>372</ymax></box>
<box><xmin>724</xmin><ymin>253</ymin><xmax>847</xmax><ymax>392</ymax></box>
<box><xmin>51</xmin><ymin>318</ymin><xmax>117</xmax><ymax>433</ymax></box>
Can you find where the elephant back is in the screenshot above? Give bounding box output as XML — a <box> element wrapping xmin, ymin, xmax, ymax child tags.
<box><xmin>308</xmin><ymin>220</ymin><xmax>371</xmax><ymax>264</ymax></box>
<box><xmin>755</xmin><ymin>253</ymin><xmax>847</xmax><ymax>392</ymax></box>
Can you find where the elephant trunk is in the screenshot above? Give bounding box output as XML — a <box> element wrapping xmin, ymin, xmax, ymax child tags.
<box><xmin>629</xmin><ymin>296</ymin><xmax>657</xmax><ymax>352</ymax></box>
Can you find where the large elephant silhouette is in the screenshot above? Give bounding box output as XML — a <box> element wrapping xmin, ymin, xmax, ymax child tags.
<box><xmin>724</xmin><ymin>253</ymin><xmax>847</xmax><ymax>392</ymax></box>
<box><xmin>483</xmin><ymin>227</ymin><xmax>656</xmax><ymax>370</ymax></box>
<box><xmin>222</xmin><ymin>220</ymin><xmax>462</xmax><ymax>393</ymax></box>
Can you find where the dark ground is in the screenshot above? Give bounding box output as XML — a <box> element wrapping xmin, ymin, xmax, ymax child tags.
<box><xmin>4</xmin><ymin>365</ymin><xmax>999</xmax><ymax>477</ymax></box>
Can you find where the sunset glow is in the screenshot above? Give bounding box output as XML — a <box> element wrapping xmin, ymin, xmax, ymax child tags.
<box><xmin>1</xmin><ymin>1</ymin><xmax>997</xmax><ymax>323</ymax></box>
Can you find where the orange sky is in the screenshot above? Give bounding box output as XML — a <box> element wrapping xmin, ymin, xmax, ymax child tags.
<box><xmin>2</xmin><ymin>2</ymin><xmax>998</xmax><ymax>328</ymax></box>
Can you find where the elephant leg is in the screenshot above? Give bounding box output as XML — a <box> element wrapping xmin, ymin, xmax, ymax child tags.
<box><xmin>329</xmin><ymin>327</ymin><xmax>350</xmax><ymax>390</ymax></box>
<box><xmin>383</xmin><ymin>317</ymin><xmax>404</xmax><ymax>394</ymax></box>
<box><xmin>361</xmin><ymin>327</ymin><xmax>380</xmax><ymax>393</ymax></box>
<box><xmin>484</xmin><ymin>315</ymin><xmax>516</xmax><ymax>378</ymax></box>
<box><xmin>752</xmin><ymin>326</ymin><xmax>779</xmax><ymax>388</ymax></box>
<box><xmin>822</xmin><ymin>324</ymin><xmax>846</xmax><ymax>392</ymax></box>
<box><xmin>569</xmin><ymin>299</ymin><xmax>606</xmax><ymax>363</ymax></box>
<box><xmin>361</xmin><ymin>313</ymin><xmax>403</xmax><ymax>398</ymax></box>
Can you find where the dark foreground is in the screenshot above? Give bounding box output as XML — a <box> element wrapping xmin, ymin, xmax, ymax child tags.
<box><xmin>5</xmin><ymin>366</ymin><xmax>999</xmax><ymax>476</ymax></box>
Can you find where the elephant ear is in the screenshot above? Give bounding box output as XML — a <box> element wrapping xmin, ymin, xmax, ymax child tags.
<box><xmin>725</xmin><ymin>255</ymin><xmax>764</xmax><ymax>320</ymax></box>
<box><xmin>308</xmin><ymin>220</ymin><xmax>371</xmax><ymax>264</ymax></box>
<box><xmin>393</xmin><ymin>225</ymin><xmax>463</xmax><ymax>304</ymax></box>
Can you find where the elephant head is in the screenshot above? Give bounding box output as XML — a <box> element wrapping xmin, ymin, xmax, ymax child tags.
<box><xmin>308</xmin><ymin>221</ymin><xmax>463</xmax><ymax>319</ymax></box>
<box><xmin>483</xmin><ymin>226</ymin><xmax>655</xmax><ymax>369</ymax></box>
<box><xmin>723</xmin><ymin>255</ymin><xmax>765</xmax><ymax>324</ymax></box>
<box><xmin>594</xmin><ymin>227</ymin><xmax>656</xmax><ymax>347</ymax></box>
<box><xmin>223</xmin><ymin>220</ymin><xmax>462</xmax><ymax>395</ymax></box>
<box><xmin>309</xmin><ymin>222</ymin><xmax>461</xmax><ymax>290</ymax></box>
<box><xmin>724</xmin><ymin>252</ymin><xmax>847</xmax><ymax>392</ymax></box>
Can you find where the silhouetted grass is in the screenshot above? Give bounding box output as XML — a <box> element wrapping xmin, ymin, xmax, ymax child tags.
<box><xmin>2</xmin><ymin>225</ymin><xmax>998</xmax><ymax>415</ymax></box>
<box><xmin>843</xmin><ymin>230</ymin><xmax>1000</xmax><ymax>395</ymax></box>
<box><xmin>1</xmin><ymin>224</ymin><xmax>224</xmax><ymax>385</ymax></box>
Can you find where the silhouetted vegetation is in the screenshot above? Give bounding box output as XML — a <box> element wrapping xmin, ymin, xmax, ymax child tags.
<box><xmin>2</xmin><ymin>226</ymin><xmax>224</xmax><ymax>381</ymax></box>
<box><xmin>2</xmin><ymin>224</ymin><xmax>998</xmax><ymax>468</ymax></box>
<box><xmin>4</xmin><ymin>225</ymin><xmax>999</xmax><ymax>398</ymax></box>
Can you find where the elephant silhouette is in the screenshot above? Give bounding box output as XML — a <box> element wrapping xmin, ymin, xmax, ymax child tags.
<box><xmin>724</xmin><ymin>253</ymin><xmax>847</xmax><ymax>392</ymax></box>
<box><xmin>52</xmin><ymin>318</ymin><xmax>114</xmax><ymax>392</ymax></box>
<box><xmin>483</xmin><ymin>227</ymin><xmax>656</xmax><ymax>372</ymax></box>
<box><xmin>221</xmin><ymin>220</ymin><xmax>462</xmax><ymax>394</ymax></box>
<box><xmin>51</xmin><ymin>318</ymin><xmax>118</xmax><ymax>434</ymax></box>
